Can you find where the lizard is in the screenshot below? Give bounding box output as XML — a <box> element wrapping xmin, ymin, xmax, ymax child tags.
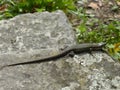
<box><xmin>0</xmin><ymin>42</ymin><xmax>106</xmax><ymax>70</ymax></box>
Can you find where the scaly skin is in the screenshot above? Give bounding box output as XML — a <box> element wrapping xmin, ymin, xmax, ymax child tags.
<box><xmin>0</xmin><ymin>42</ymin><xmax>106</xmax><ymax>70</ymax></box>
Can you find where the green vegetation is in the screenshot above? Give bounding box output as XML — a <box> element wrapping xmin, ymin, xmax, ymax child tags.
<box><xmin>70</xmin><ymin>7</ymin><xmax>120</xmax><ymax>44</ymax></box>
<box><xmin>0</xmin><ymin>0</ymin><xmax>75</xmax><ymax>19</ymax></box>
<box><xmin>70</xmin><ymin>7</ymin><xmax>120</xmax><ymax>60</ymax></box>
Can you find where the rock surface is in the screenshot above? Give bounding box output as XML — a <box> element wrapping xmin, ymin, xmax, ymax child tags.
<box><xmin>0</xmin><ymin>10</ymin><xmax>120</xmax><ymax>90</ymax></box>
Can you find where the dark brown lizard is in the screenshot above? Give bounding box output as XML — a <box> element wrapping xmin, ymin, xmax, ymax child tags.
<box><xmin>0</xmin><ymin>42</ymin><xmax>106</xmax><ymax>70</ymax></box>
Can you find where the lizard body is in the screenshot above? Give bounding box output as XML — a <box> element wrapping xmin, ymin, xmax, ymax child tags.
<box><xmin>0</xmin><ymin>42</ymin><xmax>106</xmax><ymax>69</ymax></box>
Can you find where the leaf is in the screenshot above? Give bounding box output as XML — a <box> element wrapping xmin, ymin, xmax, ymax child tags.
<box><xmin>114</xmin><ymin>43</ymin><xmax>120</xmax><ymax>53</ymax></box>
<box><xmin>88</xmin><ymin>2</ymin><xmax>100</xmax><ymax>9</ymax></box>
<box><xmin>117</xmin><ymin>1</ymin><xmax>120</xmax><ymax>6</ymax></box>
<box><xmin>35</xmin><ymin>8</ymin><xmax>45</xmax><ymax>12</ymax></box>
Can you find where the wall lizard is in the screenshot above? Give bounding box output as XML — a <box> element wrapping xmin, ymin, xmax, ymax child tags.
<box><xmin>0</xmin><ymin>42</ymin><xmax>106</xmax><ymax>70</ymax></box>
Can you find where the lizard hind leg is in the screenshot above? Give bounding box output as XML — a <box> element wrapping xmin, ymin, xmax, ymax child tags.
<box><xmin>88</xmin><ymin>48</ymin><xmax>97</xmax><ymax>59</ymax></box>
<box><xmin>67</xmin><ymin>51</ymin><xmax>75</xmax><ymax>58</ymax></box>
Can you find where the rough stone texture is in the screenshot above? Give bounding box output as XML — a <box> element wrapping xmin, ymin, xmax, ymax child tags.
<box><xmin>0</xmin><ymin>10</ymin><xmax>120</xmax><ymax>90</ymax></box>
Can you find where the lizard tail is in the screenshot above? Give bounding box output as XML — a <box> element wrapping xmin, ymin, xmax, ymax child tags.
<box><xmin>0</xmin><ymin>65</ymin><xmax>9</xmax><ymax>70</ymax></box>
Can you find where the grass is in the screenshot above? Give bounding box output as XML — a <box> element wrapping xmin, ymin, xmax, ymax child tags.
<box><xmin>0</xmin><ymin>0</ymin><xmax>76</xmax><ymax>19</ymax></box>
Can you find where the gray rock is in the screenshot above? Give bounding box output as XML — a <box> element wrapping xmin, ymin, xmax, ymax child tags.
<box><xmin>0</xmin><ymin>10</ymin><xmax>120</xmax><ymax>90</ymax></box>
